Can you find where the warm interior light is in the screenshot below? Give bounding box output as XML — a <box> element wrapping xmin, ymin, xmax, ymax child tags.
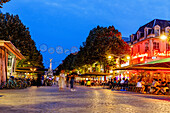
<box><xmin>160</xmin><ymin>35</ymin><xmax>167</xmax><ymax>40</ymax></box>
<box><xmin>140</xmin><ymin>58</ymin><xmax>144</xmax><ymax>61</ymax></box>
<box><xmin>109</xmin><ymin>70</ymin><xmax>113</xmax><ymax>73</ymax></box>
<box><xmin>108</xmin><ymin>56</ymin><xmax>112</xmax><ymax>59</ymax></box>
<box><xmin>127</xmin><ymin>56</ymin><xmax>130</xmax><ymax>60</ymax></box>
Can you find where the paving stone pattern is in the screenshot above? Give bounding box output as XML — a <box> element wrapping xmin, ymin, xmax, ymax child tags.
<box><xmin>0</xmin><ymin>86</ymin><xmax>170</xmax><ymax>113</ymax></box>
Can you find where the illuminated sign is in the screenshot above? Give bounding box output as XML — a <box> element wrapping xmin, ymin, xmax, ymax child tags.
<box><xmin>132</xmin><ymin>53</ymin><xmax>148</xmax><ymax>59</ymax></box>
<box><xmin>121</xmin><ymin>61</ymin><xmax>129</xmax><ymax>67</ymax></box>
<box><xmin>140</xmin><ymin>58</ymin><xmax>144</xmax><ymax>61</ymax></box>
<box><xmin>154</xmin><ymin>50</ymin><xmax>170</xmax><ymax>57</ymax></box>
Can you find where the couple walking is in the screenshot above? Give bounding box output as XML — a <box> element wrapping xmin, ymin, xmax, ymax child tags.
<box><xmin>59</xmin><ymin>70</ymin><xmax>77</xmax><ymax>91</ymax></box>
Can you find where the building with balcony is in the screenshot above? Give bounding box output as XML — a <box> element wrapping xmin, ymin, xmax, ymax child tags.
<box><xmin>128</xmin><ymin>19</ymin><xmax>170</xmax><ymax>82</ymax></box>
<box><xmin>130</xmin><ymin>19</ymin><xmax>170</xmax><ymax>65</ymax></box>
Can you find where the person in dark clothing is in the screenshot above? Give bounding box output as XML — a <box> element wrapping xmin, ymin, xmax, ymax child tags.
<box><xmin>124</xmin><ymin>79</ymin><xmax>129</xmax><ymax>90</ymax></box>
<box><xmin>108</xmin><ymin>79</ymin><xmax>113</xmax><ymax>89</ymax></box>
<box><xmin>113</xmin><ymin>77</ymin><xmax>117</xmax><ymax>89</ymax></box>
<box><xmin>37</xmin><ymin>74</ymin><xmax>42</xmax><ymax>87</ymax></box>
<box><xmin>31</xmin><ymin>77</ymin><xmax>36</xmax><ymax>86</ymax></box>
<box><xmin>70</xmin><ymin>71</ymin><xmax>77</xmax><ymax>91</ymax></box>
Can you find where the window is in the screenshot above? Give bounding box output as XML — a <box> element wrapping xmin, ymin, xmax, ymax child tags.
<box><xmin>145</xmin><ymin>43</ymin><xmax>149</xmax><ymax>52</ymax></box>
<box><xmin>153</xmin><ymin>42</ymin><xmax>159</xmax><ymax>50</ymax></box>
<box><xmin>166</xmin><ymin>43</ymin><xmax>170</xmax><ymax>50</ymax></box>
<box><xmin>166</xmin><ymin>27</ymin><xmax>170</xmax><ymax>34</ymax></box>
<box><xmin>144</xmin><ymin>29</ymin><xmax>147</xmax><ymax>38</ymax></box>
<box><xmin>137</xmin><ymin>32</ymin><xmax>140</xmax><ymax>39</ymax></box>
<box><xmin>155</xmin><ymin>28</ymin><xmax>160</xmax><ymax>37</ymax></box>
<box><xmin>138</xmin><ymin>45</ymin><xmax>140</xmax><ymax>52</ymax></box>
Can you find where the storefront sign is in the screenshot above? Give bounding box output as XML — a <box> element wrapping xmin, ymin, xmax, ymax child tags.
<box><xmin>154</xmin><ymin>50</ymin><xmax>170</xmax><ymax>57</ymax></box>
<box><xmin>121</xmin><ymin>61</ymin><xmax>129</xmax><ymax>67</ymax></box>
<box><xmin>132</xmin><ymin>53</ymin><xmax>148</xmax><ymax>59</ymax></box>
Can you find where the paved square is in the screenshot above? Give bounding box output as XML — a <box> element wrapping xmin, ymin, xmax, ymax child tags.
<box><xmin>0</xmin><ymin>86</ymin><xmax>170</xmax><ymax>113</ymax></box>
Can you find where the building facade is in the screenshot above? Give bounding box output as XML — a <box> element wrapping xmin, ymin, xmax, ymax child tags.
<box><xmin>129</xmin><ymin>19</ymin><xmax>170</xmax><ymax>82</ymax></box>
<box><xmin>130</xmin><ymin>19</ymin><xmax>170</xmax><ymax>65</ymax></box>
<box><xmin>0</xmin><ymin>41</ymin><xmax>25</xmax><ymax>85</ymax></box>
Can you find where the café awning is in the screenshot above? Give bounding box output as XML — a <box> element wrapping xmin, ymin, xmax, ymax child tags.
<box><xmin>0</xmin><ymin>41</ymin><xmax>25</xmax><ymax>60</ymax></box>
<box><xmin>79</xmin><ymin>72</ymin><xmax>112</xmax><ymax>77</ymax></box>
<box><xmin>136</xmin><ymin>58</ymin><xmax>170</xmax><ymax>68</ymax></box>
<box><xmin>115</xmin><ymin>58</ymin><xmax>170</xmax><ymax>71</ymax></box>
<box><xmin>16</xmin><ymin>66</ymin><xmax>48</xmax><ymax>73</ymax></box>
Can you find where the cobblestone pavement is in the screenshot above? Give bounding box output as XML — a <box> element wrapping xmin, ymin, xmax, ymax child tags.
<box><xmin>0</xmin><ymin>86</ymin><xmax>170</xmax><ymax>113</ymax></box>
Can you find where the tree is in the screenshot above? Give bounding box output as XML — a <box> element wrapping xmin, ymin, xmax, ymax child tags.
<box><xmin>0</xmin><ymin>0</ymin><xmax>11</xmax><ymax>8</ymax></box>
<box><xmin>57</xmin><ymin>25</ymin><xmax>130</xmax><ymax>73</ymax></box>
<box><xmin>81</xmin><ymin>25</ymin><xmax>130</xmax><ymax>72</ymax></box>
<box><xmin>0</xmin><ymin>13</ymin><xmax>44</xmax><ymax>68</ymax></box>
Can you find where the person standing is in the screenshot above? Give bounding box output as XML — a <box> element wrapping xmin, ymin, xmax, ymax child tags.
<box><xmin>136</xmin><ymin>78</ymin><xmax>145</xmax><ymax>93</ymax></box>
<box><xmin>70</xmin><ymin>70</ymin><xmax>77</xmax><ymax>91</ymax></box>
<box><xmin>37</xmin><ymin>74</ymin><xmax>42</xmax><ymax>87</ymax></box>
<box><xmin>41</xmin><ymin>75</ymin><xmax>44</xmax><ymax>86</ymax></box>
<box><xmin>59</xmin><ymin>70</ymin><xmax>65</xmax><ymax>90</ymax></box>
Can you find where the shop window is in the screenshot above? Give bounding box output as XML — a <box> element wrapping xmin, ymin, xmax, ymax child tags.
<box><xmin>153</xmin><ymin>42</ymin><xmax>159</xmax><ymax>50</ymax></box>
<box><xmin>8</xmin><ymin>57</ymin><xmax>12</xmax><ymax>67</ymax></box>
<box><xmin>138</xmin><ymin>45</ymin><xmax>140</xmax><ymax>52</ymax></box>
<box><xmin>166</xmin><ymin>43</ymin><xmax>170</xmax><ymax>50</ymax></box>
<box><xmin>145</xmin><ymin>42</ymin><xmax>149</xmax><ymax>52</ymax></box>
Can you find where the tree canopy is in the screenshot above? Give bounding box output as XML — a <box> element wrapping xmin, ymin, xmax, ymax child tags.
<box><xmin>56</xmin><ymin>25</ymin><xmax>130</xmax><ymax>73</ymax></box>
<box><xmin>0</xmin><ymin>13</ymin><xmax>44</xmax><ymax>68</ymax></box>
<box><xmin>0</xmin><ymin>0</ymin><xmax>11</xmax><ymax>8</ymax></box>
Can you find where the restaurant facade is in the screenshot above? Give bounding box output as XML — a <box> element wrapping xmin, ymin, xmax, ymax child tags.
<box><xmin>117</xmin><ymin>19</ymin><xmax>170</xmax><ymax>83</ymax></box>
<box><xmin>0</xmin><ymin>41</ymin><xmax>25</xmax><ymax>85</ymax></box>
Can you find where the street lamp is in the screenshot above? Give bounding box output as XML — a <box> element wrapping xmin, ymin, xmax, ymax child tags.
<box><xmin>30</xmin><ymin>67</ymin><xmax>36</xmax><ymax>72</ymax></box>
<box><xmin>126</xmin><ymin>56</ymin><xmax>130</xmax><ymax>60</ymax></box>
<box><xmin>108</xmin><ymin>55</ymin><xmax>112</xmax><ymax>59</ymax></box>
<box><xmin>160</xmin><ymin>34</ymin><xmax>167</xmax><ymax>40</ymax></box>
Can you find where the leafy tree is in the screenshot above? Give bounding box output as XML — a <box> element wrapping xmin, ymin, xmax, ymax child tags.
<box><xmin>78</xmin><ymin>25</ymin><xmax>130</xmax><ymax>72</ymax></box>
<box><xmin>56</xmin><ymin>25</ymin><xmax>130</xmax><ymax>73</ymax></box>
<box><xmin>0</xmin><ymin>0</ymin><xmax>11</xmax><ymax>8</ymax></box>
<box><xmin>0</xmin><ymin>13</ymin><xmax>44</xmax><ymax>68</ymax></box>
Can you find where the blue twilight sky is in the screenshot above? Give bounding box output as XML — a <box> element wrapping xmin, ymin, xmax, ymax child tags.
<box><xmin>1</xmin><ymin>0</ymin><xmax>170</xmax><ymax>69</ymax></box>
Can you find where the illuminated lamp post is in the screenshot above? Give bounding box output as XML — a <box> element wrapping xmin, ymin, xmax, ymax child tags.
<box><xmin>126</xmin><ymin>56</ymin><xmax>130</xmax><ymax>60</ymax></box>
<box><xmin>30</xmin><ymin>67</ymin><xmax>37</xmax><ymax>78</ymax></box>
<box><xmin>28</xmin><ymin>62</ymin><xmax>31</xmax><ymax>65</ymax></box>
<box><xmin>107</xmin><ymin>55</ymin><xmax>112</xmax><ymax>73</ymax></box>
<box><xmin>160</xmin><ymin>34</ymin><xmax>167</xmax><ymax>40</ymax></box>
<box><xmin>160</xmin><ymin>34</ymin><xmax>167</xmax><ymax>56</ymax></box>
<box><xmin>30</xmin><ymin>67</ymin><xmax>36</xmax><ymax>72</ymax></box>
<box><xmin>108</xmin><ymin>55</ymin><xmax>112</xmax><ymax>60</ymax></box>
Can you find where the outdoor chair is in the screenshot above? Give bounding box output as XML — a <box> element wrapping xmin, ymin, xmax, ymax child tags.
<box><xmin>135</xmin><ymin>87</ymin><xmax>142</xmax><ymax>93</ymax></box>
<box><xmin>167</xmin><ymin>84</ymin><xmax>170</xmax><ymax>95</ymax></box>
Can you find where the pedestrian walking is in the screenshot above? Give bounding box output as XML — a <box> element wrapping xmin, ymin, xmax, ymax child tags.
<box><xmin>70</xmin><ymin>70</ymin><xmax>77</xmax><ymax>91</ymax></box>
<box><xmin>58</xmin><ymin>70</ymin><xmax>65</xmax><ymax>90</ymax></box>
<box><xmin>41</xmin><ymin>75</ymin><xmax>44</xmax><ymax>86</ymax></box>
<box><xmin>37</xmin><ymin>74</ymin><xmax>42</xmax><ymax>87</ymax></box>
